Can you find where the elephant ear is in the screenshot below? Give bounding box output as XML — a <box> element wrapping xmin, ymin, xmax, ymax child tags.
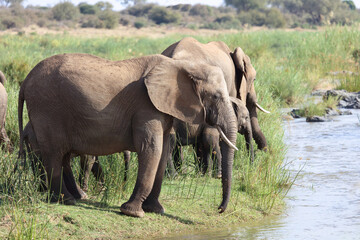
<box><xmin>231</xmin><ymin>47</ymin><xmax>256</xmax><ymax>103</ymax></box>
<box><xmin>230</xmin><ymin>96</ymin><xmax>248</xmax><ymax>121</ymax></box>
<box><xmin>144</xmin><ymin>59</ymin><xmax>206</xmax><ymax>125</ymax></box>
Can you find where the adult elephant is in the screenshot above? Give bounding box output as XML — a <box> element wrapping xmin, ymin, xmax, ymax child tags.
<box><xmin>162</xmin><ymin>37</ymin><xmax>270</xmax><ymax>152</ymax></box>
<box><xmin>18</xmin><ymin>53</ymin><xmax>238</xmax><ymax>218</ymax></box>
<box><xmin>0</xmin><ymin>71</ymin><xmax>13</xmax><ymax>152</ymax></box>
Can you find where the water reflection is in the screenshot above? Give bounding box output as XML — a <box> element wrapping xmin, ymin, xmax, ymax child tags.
<box><xmin>167</xmin><ymin>110</ymin><xmax>360</xmax><ymax>239</ymax></box>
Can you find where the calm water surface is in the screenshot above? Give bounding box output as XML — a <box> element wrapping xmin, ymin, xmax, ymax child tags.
<box><xmin>167</xmin><ymin>109</ymin><xmax>360</xmax><ymax>240</ymax></box>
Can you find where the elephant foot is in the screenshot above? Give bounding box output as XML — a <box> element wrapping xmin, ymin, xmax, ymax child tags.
<box><xmin>120</xmin><ymin>202</ymin><xmax>145</xmax><ymax>218</ymax></box>
<box><xmin>79</xmin><ymin>189</ymin><xmax>88</xmax><ymax>200</ymax></box>
<box><xmin>49</xmin><ymin>194</ymin><xmax>76</xmax><ymax>205</ymax></box>
<box><xmin>142</xmin><ymin>199</ymin><xmax>165</xmax><ymax>214</ymax></box>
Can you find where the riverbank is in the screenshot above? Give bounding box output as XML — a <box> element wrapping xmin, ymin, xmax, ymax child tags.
<box><xmin>1</xmin><ymin>26</ymin><xmax>359</xmax><ymax>238</ymax></box>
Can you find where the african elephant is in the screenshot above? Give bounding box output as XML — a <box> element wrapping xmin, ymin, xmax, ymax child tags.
<box><xmin>0</xmin><ymin>71</ymin><xmax>13</xmax><ymax>152</ymax></box>
<box><xmin>162</xmin><ymin>37</ymin><xmax>270</xmax><ymax>152</ymax></box>
<box><xmin>18</xmin><ymin>53</ymin><xmax>238</xmax><ymax>218</ymax></box>
<box><xmin>198</xmin><ymin>97</ymin><xmax>254</xmax><ymax>178</ymax></box>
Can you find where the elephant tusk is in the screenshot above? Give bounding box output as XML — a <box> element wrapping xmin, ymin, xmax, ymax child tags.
<box><xmin>216</xmin><ymin>126</ymin><xmax>239</xmax><ymax>151</ymax></box>
<box><xmin>256</xmin><ymin>102</ymin><xmax>271</xmax><ymax>114</ymax></box>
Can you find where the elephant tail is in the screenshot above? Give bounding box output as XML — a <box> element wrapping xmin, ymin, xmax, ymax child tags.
<box><xmin>18</xmin><ymin>84</ymin><xmax>25</xmax><ymax>160</ymax></box>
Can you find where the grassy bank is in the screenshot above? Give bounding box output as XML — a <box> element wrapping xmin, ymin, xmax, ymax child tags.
<box><xmin>1</xmin><ymin>26</ymin><xmax>359</xmax><ymax>238</ymax></box>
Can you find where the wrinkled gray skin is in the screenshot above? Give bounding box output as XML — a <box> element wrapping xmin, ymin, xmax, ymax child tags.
<box><xmin>162</xmin><ymin>37</ymin><xmax>268</xmax><ymax>155</ymax></box>
<box><xmin>18</xmin><ymin>53</ymin><xmax>238</xmax><ymax>217</ymax></box>
<box><xmin>198</xmin><ymin>97</ymin><xmax>254</xmax><ymax>178</ymax></box>
<box><xmin>0</xmin><ymin>71</ymin><xmax>13</xmax><ymax>152</ymax></box>
<box><xmin>23</xmin><ymin>122</ymin><xmax>132</xmax><ymax>192</ymax></box>
<box><xmin>23</xmin><ymin>122</ymin><xmax>91</xmax><ymax>196</ymax></box>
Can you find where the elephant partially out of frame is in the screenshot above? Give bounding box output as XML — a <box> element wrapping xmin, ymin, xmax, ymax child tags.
<box><xmin>162</xmin><ymin>37</ymin><xmax>270</xmax><ymax>155</ymax></box>
<box><xmin>18</xmin><ymin>53</ymin><xmax>238</xmax><ymax>218</ymax></box>
<box><xmin>0</xmin><ymin>71</ymin><xmax>13</xmax><ymax>152</ymax></box>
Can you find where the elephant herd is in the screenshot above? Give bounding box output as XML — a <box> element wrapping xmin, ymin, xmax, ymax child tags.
<box><xmin>0</xmin><ymin>37</ymin><xmax>269</xmax><ymax>218</ymax></box>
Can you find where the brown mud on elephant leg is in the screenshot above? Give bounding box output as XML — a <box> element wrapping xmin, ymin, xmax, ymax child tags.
<box><xmin>142</xmin><ymin>128</ymin><xmax>172</xmax><ymax>214</ymax></box>
<box><xmin>120</xmin><ymin>118</ymin><xmax>166</xmax><ymax>218</ymax></box>
<box><xmin>63</xmin><ymin>153</ymin><xmax>87</xmax><ymax>200</ymax></box>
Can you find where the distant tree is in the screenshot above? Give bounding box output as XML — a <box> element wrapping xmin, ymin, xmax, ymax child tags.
<box><xmin>78</xmin><ymin>2</ymin><xmax>97</xmax><ymax>14</ymax></box>
<box><xmin>0</xmin><ymin>0</ymin><xmax>23</xmax><ymax>7</ymax></box>
<box><xmin>52</xmin><ymin>2</ymin><xmax>79</xmax><ymax>21</ymax></box>
<box><xmin>120</xmin><ymin>0</ymin><xmax>147</xmax><ymax>6</ymax></box>
<box><xmin>95</xmin><ymin>1</ymin><xmax>113</xmax><ymax>11</ymax></box>
<box><xmin>148</xmin><ymin>6</ymin><xmax>181</xmax><ymax>24</ymax></box>
<box><xmin>271</xmin><ymin>0</ymin><xmax>343</xmax><ymax>24</ymax></box>
<box><xmin>343</xmin><ymin>0</ymin><xmax>356</xmax><ymax>10</ymax></box>
<box><xmin>225</xmin><ymin>0</ymin><xmax>267</xmax><ymax>11</ymax></box>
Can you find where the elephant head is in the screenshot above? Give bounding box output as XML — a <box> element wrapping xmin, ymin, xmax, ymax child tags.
<box><xmin>230</xmin><ymin>97</ymin><xmax>254</xmax><ymax>162</ymax></box>
<box><xmin>145</xmin><ymin>59</ymin><xmax>238</xmax><ymax>212</ymax></box>
<box><xmin>231</xmin><ymin>47</ymin><xmax>270</xmax><ymax>151</ymax></box>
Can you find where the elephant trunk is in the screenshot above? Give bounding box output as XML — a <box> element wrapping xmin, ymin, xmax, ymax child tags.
<box><xmin>244</xmin><ymin>118</ymin><xmax>254</xmax><ymax>163</ymax></box>
<box><xmin>217</xmin><ymin>111</ymin><xmax>238</xmax><ymax>213</ymax></box>
<box><xmin>0</xmin><ymin>71</ymin><xmax>6</xmax><ymax>86</ymax></box>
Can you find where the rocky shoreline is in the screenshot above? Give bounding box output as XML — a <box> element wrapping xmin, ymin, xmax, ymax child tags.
<box><xmin>284</xmin><ymin>90</ymin><xmax>359</xmax><ymax>122</ymax></box>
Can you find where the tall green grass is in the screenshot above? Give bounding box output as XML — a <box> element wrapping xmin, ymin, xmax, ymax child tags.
<box><xmin>1</xmin><ymin>26</ymin><xmax>359</xmax><ymax>238</ymax></box>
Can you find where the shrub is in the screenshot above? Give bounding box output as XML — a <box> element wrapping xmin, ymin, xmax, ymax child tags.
<box><xmin>81</xmin><ymin>15</ymin><xmax>104</xmax><ymax>28</ymax></box>
<box><xmin>170</xmin><ymin>4</ymin><xmax>191</xmax><ymax>12</ymax></box>
<box><xmin>125</xmin><ymin>4</ymin><xmax>156</xmax><ymax>17</ymax></box>
<box><xmin>119</xmin><ymin>17</ymin><xmax>130</xmax><ymax>26</ymax></box>
<box><xmin>215</xmin><ymin>15</ymin><xmax>234</xmax><ymax>23</ymax></box>
<box><xmin>52</xmin><ymin>2</ymin><xmax>79</xmax><ymax>21</ymax></box>
<box><xmin>189</xmin><ymin>4</ymin><xmax>213</xmax><ymax>17</ymax></box>
<box><xmin>2</xmin><ymin>59</ymin><xmax>31</xmax><ymax>85</ymax></box>
<box><xmin>98</xmin><ymin>10</ymin><xmax>118</xmax><ymax>29</ymax></box>
<box><xmin>238</xmin><ymin>9</ymin><xmax>266</xmax><ymax>26</ymax></box>
<box><xmin>148</xmin><ymin>6</ymin><xmax>181</xmax><ymax>24</ymax></box>
<box><xmin>78</xmin><ymin>3</ymin><xmax>97</xmax><ymax>15</ymax></box>
<box><xmin>134</xmin><ymin>21</ymin><xmax>145</xmax><ymax>29</ymax></box>
<box><xmin>265</xmin><ymin>8</ymin><xmax>286</xmax><ymax>28</ymax></box>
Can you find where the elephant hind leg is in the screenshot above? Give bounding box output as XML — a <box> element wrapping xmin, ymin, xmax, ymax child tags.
<box><xmin>42</xmin><ymin>151</ymin><xmax>76</xmax><ymax>205</ymax></box>
<box><xmin>63</xmin><ymin>153</ymin><xmax>87</xmax><ymax>200</ymax></box>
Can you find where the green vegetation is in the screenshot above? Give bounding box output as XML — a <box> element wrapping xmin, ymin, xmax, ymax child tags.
<box><xmin>1</xmin><ymin>0</ymin><xmax>359</xmax><ymax>31</ymax></box>
<box><xmin>297</xmin><ymin>96</ymin><xmax>340</xmax><ymax>117</ymax></box>
<box><xmin>0</xmin><ymin>26</ymin><xmax>359</xmax><ymax>238</ymax></box>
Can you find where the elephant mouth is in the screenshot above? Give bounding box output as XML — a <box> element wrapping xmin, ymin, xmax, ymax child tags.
<box><xmin>216</xmin><ymin>126</ymin><xmax>238</xmax><ymax>151</ymax></box>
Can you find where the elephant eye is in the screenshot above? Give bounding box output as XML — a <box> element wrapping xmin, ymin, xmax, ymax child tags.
<box><xmin>213</xmin><ymin>92</ymin><xmax>221</xmax><ymax>100</ymax></box>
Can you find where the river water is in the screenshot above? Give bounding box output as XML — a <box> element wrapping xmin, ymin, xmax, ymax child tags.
<box><xmin>167</xmin><ymin>109</ymin><xmax>360</xmax><ymax>239</ymax></box>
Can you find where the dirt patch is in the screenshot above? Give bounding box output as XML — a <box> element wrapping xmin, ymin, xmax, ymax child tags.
<box><xmin>0</xmin><ymin>25</ymin><xmax>240</xmax><ymax>38</ymax></box>
<box><xmin>0</xmin><ymin>25</ymin><xmax>325</xmax><ymax>38</ymax></box>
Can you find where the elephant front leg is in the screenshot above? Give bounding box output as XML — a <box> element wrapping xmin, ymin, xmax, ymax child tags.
<box><xmin>142</xmin><ymin>132</ymin><xmax>171</xmax><ymax>214</ymax></box>
<box><xmin>120</xmin><ymin>123</ymin><xmax>164</xmax><ymax>218</ymax></box>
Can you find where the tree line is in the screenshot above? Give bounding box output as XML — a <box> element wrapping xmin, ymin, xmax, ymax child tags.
<box><xmin>0</xmin><ymin>0</ymin><xmax>358</xmax><ymax>30</ymax></box>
